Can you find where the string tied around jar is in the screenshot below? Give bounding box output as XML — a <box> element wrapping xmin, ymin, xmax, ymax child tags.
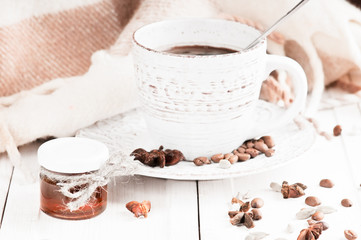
<box><xmin>40</xmin><ymin>151</ymin><xmax>138</xmax><ymax>212</ymax></box>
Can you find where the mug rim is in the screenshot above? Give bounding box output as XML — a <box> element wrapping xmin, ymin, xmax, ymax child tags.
<box><xmin>132</xmin><ymin>18</ymin><xmax>266</xmax><ymax>58</ymax></box>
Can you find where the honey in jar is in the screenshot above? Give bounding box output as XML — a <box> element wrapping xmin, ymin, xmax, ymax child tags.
<box><xmin>38</xmin><ymin>137</ymin><xmax>109</xmax><ymax>220</ymax></box>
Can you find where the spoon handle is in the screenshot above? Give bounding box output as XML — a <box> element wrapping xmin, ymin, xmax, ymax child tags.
<box><xmin>244</xmin><ymin>0</ymin><xmax>311</xmax><ymax>50</ymax></box>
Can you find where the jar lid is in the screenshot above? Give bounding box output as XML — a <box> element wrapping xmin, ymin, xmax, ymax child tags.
<box><xmin>38</xmin><ymin>137</ymin><xmax>109</xmax><ymax>173</ymax></box>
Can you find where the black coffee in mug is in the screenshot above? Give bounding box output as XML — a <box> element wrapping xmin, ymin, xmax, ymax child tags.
<box><xmin>164</xmin><ymin>45</ymin><xmax>238</xmax><ymax>56</ymax></box>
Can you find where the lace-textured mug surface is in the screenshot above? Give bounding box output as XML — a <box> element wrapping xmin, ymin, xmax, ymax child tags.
<box><xmin>132</xmin><ymin>19</ymin><xmax>308</xmax><ymax>160</ymax></box>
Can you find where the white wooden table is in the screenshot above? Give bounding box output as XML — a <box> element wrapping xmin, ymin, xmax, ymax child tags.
<box><xmin>0</xmin><ymin>104</ymin><xmax>361</xmax><ymax>240</ymax></box>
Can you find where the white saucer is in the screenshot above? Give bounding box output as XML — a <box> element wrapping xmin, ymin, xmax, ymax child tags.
<box><xmin>76</xmin><ymin>101</ymin><xmax>315</xmax><ymax>180</ymax></box>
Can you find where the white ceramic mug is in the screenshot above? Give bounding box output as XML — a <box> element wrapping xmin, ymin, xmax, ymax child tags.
<box><xmin>132</xmin><ymin>19</ymin><xmax>307</xmax><ymax>160</ymax></box>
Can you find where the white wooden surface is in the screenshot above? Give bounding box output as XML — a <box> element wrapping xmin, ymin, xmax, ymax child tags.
<box><xmin>1</xmin><ymin>105</ymin><xmax>361</xmax><ymax>240</ymax></box>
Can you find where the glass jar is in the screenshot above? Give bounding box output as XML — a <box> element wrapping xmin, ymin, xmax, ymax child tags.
<box><xmin>38</xmin><ymin>137</ymin><xmax>109</xmax><ymax>220</ymax></box>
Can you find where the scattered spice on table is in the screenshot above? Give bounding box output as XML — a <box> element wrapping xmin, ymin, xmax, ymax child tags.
<box><xmin>126</xmin><ymin>200</ymin><xmax>151</xmax><ymax>218</ymax></box>
<box><xmin>130</xmin><ymin>146</ymin><xmax>185</xmax><ymax>168</ymax></box>
<box><xmin>281</xmin><ymin>181</ymin><xmax>307</xmax><ymax>198</ymax></box>
<box><xmin>228</xmin><ymin>196</ymin><xmax>264</xmax><ymax>229</ymax></box>
<box><xmin>194</xmin><ymin>135</ymin><xmax>276</xmax><ymax>167</ymax></box>
<box><xmin>333</xmin><ymin>125</ymin><xmax>342</xmax><ymax>136</ymax></box>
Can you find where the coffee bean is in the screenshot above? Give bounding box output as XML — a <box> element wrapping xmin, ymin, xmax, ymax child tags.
<box><xmin>261</xmin><ymin>136</ymin><xmax>275</xmax><ymax>148</ymax></box>
<box><xmin>305</xmin><ymin>196</ymin><xmax>321</xmax><ymax>207</ymax></box>
<box><xmin>333</xmin><ymin>125</ymin><xmax>342</xmax><ymax>136</ymax></box>
<box><xmin>341</xmin><ymin>198</ymin><xmax>353</xmax><ymax>207</ymax></box>
<box><xmin>193</xmin><ymin>157</ymin><xmax>210</xmax><ymax>166</ymax></box>
<box><xmin>251</xmin><ymin>198</ymin><xmax>264</xmax><ymax>208</ymax></box>
<box><xmin>311</xmin><ymin>211</ymin><xmax>324</xmax><ymax>221</ymax></box>
<box><xmin>246</xmin><ymin>140</ymin><xmax>255</xmax><ymax>148</ymax></box>
<box><xmin>344</xmin><ymin>230</ymin><xmax>358</xmax><ymax>240</ymax></box>
<box><xmin>237</xmin><ymin>147</ymin><xmax>246</xmax><ymax>153</ymax></box>
<box><xmin>224</xmin><ymin>153</ymin><xmax>233</xmax><ymax>160</ymax></box>
<box><xmin>228</xmin><ymin>155</ymin><xmax>238</xmax><ymax>164</ymax></box>
<box><xmin>211</xmin><ymin>153</ymin><xmax>224</xmax><ymax>163</ymax></box>
<box><xmin>319</xmin><ymin>179</ymin><xmax>334</xmax><ymax>188</ymax></box>
<box><xmin>254</xmin><ymin>141</ymin><xmax>268</xmax><ymax>153</ymax></box>
<box><xmin>245</xmin><ymin>148</ymin><xmax>259</xmax><ymax>158</ymax></box>
<box><xmin>236</xmin><ymin>153</ymin><xmax>251</xmax><ymax>161</ymax></box>
<box><xmin>250</xmin><ymin>209</ymin><xmax>262</xmax><ymax>220</ymax></box>
<box><xmin>265</xmin><ymin>149</ymin><xmax>275</xmax><ymax>157</ymax></box>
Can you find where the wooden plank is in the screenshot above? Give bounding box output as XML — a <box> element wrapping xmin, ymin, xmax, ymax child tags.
<box><xmin>333</xmin><ymin>103</ymin><xmax>361</xmax><ymax>225</ymax></box>
<box><xmin>0</xmin><ymin>153</ymin><xmax>14</xmax><ymax>228</ymax></box>
<box><xmin>198</xmin><ymin>108</ymin><xmax>361</xmax><ymax>239</ymax></box>
<box><xmin>0</xmin><ymin>142</ymin><xmax>199</xmax><ymax>240</ymax></box>
<box><xmin>334</xmin><ymin>104</ymin><xmax>361</xmax><ymax>187</ymax></box>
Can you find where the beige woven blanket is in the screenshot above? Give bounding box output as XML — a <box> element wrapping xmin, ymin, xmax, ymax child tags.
<box><xmin>0</xmin><ymin>0</ymin><xmax>360</xmax><ymax>166</ymax></box>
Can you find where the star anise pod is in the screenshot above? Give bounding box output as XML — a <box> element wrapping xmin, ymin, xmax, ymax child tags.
<box><xmin>229</xmin><ymin>212</ymin><xmax>255</xmax><ymax>229</ymax></box>
<box><xmin>228</xmin><ymin>198</ymin><xmax>256</xmax><ymax>229</ymax></box>
<box><xmin>297</xmin><ymin>222</ymin><xmax>323</xmax><ymax>240</ymax></box>
<box><xmin>164</xmin><ymin>148</ymin><xmax>185</xmax><ymax>166</ymax></box>
<box><xmin>281</xmin><ymin>181</ymin><xmax>306</xmax><ymax>198</ymax></box>
<box><xmin>131</xmin><ymin>146</ymin><xmax>185</xmax><ymax>168</ymax></box>
<box><xmin>130</xmin><ymin>148</ymin><xmax>149</xmax><ymax>162</ymax></box>
<box><xmin>240</xmin><ymin>201</ymin><xmax>251</xmax><ymax>212</ymax></box>
<box><xmin>149</xmin><ymin>146</ymin><xmax>166</xmax><ymax>167</ymax></box>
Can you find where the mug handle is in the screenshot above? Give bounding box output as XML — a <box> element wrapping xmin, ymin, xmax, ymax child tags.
<box><xmin>253</xmin><ymin>54</ymin><xmax>308</xmax><ymax>137</ymax></box>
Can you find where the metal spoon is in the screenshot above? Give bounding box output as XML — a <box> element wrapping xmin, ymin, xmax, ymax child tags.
<box><xmin>244</xmin><ymin>0</ymin><xmax>311</xmax><ymax>50</ymax></box>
